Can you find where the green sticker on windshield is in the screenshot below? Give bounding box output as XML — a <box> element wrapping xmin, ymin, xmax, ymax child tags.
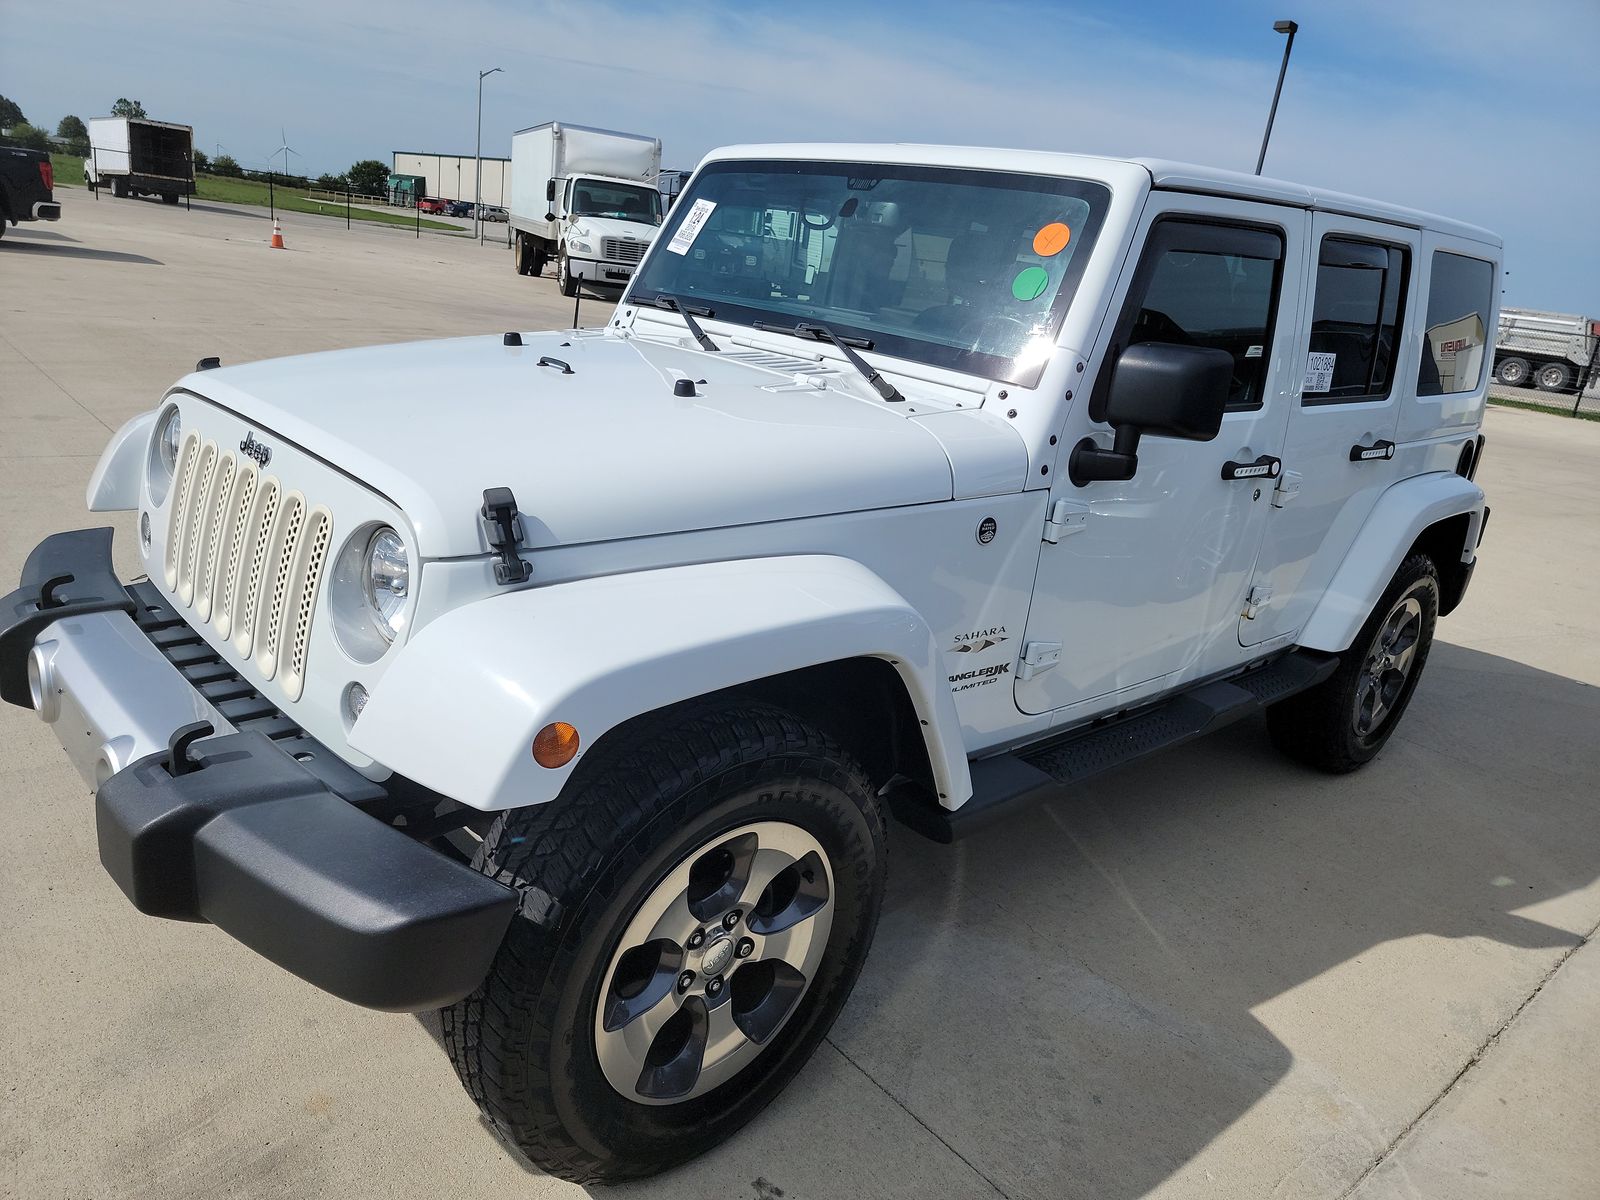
<box><xmin>1011</xmin><ymin>265</ymin><xmax>1050</xmax><ymax>302</ymax></box>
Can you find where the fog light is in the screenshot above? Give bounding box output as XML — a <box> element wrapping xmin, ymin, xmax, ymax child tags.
<box><xmin>344</xmin><ymin>682</ymin><xmax>370</xmax><ymax>724</ymax></box>
<box><xmin>140</xmin><ymin>511</ymin><xmax>152</xmax><ymax>548</ymax></box>
<box><xmin>533</xmin><ymin>721</ymin><xmax>580</xmax><ymax>768</ymax></box>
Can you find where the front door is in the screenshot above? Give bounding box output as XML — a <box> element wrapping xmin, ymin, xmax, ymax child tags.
<box><xmin>1016</xmin><ymin>195</ymin><xmax>1307</xmax><ymax>717</ymax></box>
<box><xmin>1241</xmin><ymin>212</ymin><xmax>1417</xmax><ymax>647</ymax></box>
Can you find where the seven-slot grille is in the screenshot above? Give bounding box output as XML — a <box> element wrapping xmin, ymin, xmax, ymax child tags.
<box><xmin>602</xmin><ymin>237</ymin><xmax>646</xmax><ymax>265</ymax></box>
<box><xmin>162</xmin><ymin>430</ymin><xmax>333</xmax><ymax>702</ymax></box>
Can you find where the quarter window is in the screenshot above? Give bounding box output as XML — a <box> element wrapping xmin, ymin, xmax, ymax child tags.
<box><xmin>1418</xmin><ymin>251</ymin><xmax>1495</xmax><ymax>396</ymax></box>
<box><xmin>1303</xmin><ymin>237</ymin><xmax>1408</xmax><ymax>404</ymax></box>
<box><xmin>1093</xmin><ymin>218</ymin><xmax>1285</xmax><ymax>418</ymax></box>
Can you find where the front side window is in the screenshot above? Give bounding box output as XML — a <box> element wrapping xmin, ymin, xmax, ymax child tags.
<box><xmin>1418</xmin><ymin>251</ymin><xmax>1494</xmax><ymax>396</ymax></box>
<box><xmin>631</xmin><ymin>160</ymin><xmax>1111</xmax><ymax>387</ymax></box>
<box><xmin>1092</xmin><ymin>218</ymin><xmax>1285</xmax><ymax>417</ymax></box>
<box><xmin>1304</xmin><ymin>237</ymin><xmax>1409</xmax><ymax>404</ymax></box>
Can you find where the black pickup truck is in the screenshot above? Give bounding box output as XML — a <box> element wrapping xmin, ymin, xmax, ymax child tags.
<box><xmin>0</xmin><ymin>146</ymin><xmax>62</xmax><ymax>238</ymax></box>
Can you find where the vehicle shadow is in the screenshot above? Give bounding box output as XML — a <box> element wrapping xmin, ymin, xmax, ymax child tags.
<box><xmin>6</xmin><ymin>227</ymin><xmax>79</xmax><ymax>243</ymax></box>
<box><xmin>419</xmin><ymin>640</ymin><xmax>1600</xmax><ymax>1198</ymax></box>
<box><xmin>0</xmin><ymin>241</ymin><xmax>161</xmax><ymax>266</ymax></box>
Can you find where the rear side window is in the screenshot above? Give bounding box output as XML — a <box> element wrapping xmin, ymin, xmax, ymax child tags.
<box><xmin>1303</xmin><ymin>237</ymin><xmax>1409</xmax><ymax>404</ymax></box>
<box><xmin>1093</xmin><ymin>218</ymin><xmax>1285</xmax><ymax>417</ymax></box>
<box><xmin>1418</xmin><ymin>251</ymin><xmax>1495</xmax><ymax>396</ymax></box>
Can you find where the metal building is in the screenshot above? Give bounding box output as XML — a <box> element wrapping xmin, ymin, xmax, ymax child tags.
<box><xmin>391</xmin><ymin>151</ymin><xmax>512</xmax><ymax>205</ymax></box>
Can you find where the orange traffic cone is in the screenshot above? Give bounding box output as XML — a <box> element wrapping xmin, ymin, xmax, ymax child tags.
<box><xmin>270</xmin><ymin>220</ymin><xmax>285</xmax><ymax>250</ymax></box>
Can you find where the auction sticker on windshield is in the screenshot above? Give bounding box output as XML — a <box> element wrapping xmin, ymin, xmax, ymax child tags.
<box><xmin>667</xmin><ymin>199</ymin><xmax>717</xmax><ymax>255</ymax></box>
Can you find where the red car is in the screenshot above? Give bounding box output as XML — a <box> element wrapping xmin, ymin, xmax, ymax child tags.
<box><xmin>416</xmin><ymin>197</ymin><xmax>447</xmax><ymax>215</ymax></box>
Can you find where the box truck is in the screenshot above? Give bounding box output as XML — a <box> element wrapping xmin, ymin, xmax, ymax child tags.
<box><xmin>84</xmin><ymin>116</ymin><xmax>194</xmax><ymax>204</ymax></box>
<box><xmin>510</xmin><ymin>122</ymin><xmax>662</xmax><ymax>296</ymax></box>
<box><xmin>1493</xmin><ymin>306</ymin><xmax>1600</xmax><ymax>394</ymax></box>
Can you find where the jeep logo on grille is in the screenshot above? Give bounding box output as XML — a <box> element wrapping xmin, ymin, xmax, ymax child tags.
<box><xmin>239</xmin><ymin>431</ymin><xmax>272</xmax><ymax>469</ymax></box>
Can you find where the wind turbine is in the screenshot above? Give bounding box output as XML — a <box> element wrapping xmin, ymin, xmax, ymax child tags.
<box><xmin>268</xmin><ymin>129</ymin><xmax>301</xmax><ymax>178</ymax></box>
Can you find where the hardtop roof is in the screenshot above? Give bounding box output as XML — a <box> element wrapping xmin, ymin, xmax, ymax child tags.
<box><xmin>700</xmin><ymin>143</ymin><xmax>1501</xmax><ymax>248</ymax></box>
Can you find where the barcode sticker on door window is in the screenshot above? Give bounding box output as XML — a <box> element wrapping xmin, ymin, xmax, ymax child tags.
<box><xmin>1304</xmin><ymin>352</ymin><xmax>1336</xmax><ymax>393</ymax></box>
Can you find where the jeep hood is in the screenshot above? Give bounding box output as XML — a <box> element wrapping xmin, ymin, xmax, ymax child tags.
<box><xmin>180</xmin><ymin>331</ymin><xmax>957</xmax><ymax>557</ymax></box>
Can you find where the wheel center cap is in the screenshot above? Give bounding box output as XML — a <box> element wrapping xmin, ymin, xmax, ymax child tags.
<box><xmin>702</xmin><ymin>934</ymin><xmax>735</xmax><ymax>976</ymax></box>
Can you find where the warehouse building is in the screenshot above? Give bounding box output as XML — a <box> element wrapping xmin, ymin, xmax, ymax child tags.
<box><xmin>391</xmin><ymin>151</ymin><xmax>511</xmax><ymax>205</ymax></box>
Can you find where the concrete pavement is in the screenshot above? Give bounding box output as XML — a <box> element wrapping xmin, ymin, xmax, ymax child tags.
<box><xmin>2</xmin><ymin>190</ymin><xmax>1597</xmax><ymax>1200</ymax></box>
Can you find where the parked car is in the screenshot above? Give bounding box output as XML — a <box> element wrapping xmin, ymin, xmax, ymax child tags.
<box><xmin>2</xmin><ymin>144</ymin><xmax>1498</xmax><ymax>1185</ymax></box>
<box><xmin>0</xmin><ymin>145</ymin><xmax>61</xmax><ymax>237</ymax></box>
<box><xmin>416</xmin><ymin>197</ymin><xmax>447</xmax><ymax>215</ymax></box>
<box><xmin>444</xmin><ymin>199</ymin><xmax>475</xmax><ymax>218</ymax></box>
<box><xmin>477</xmin><ymin>203</ymin><xmax>508</xmax><ymax>222</ymax></box>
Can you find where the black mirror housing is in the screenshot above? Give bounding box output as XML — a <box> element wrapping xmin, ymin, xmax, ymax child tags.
<box><xmin>545</xmin><ymin>180</ymin><xmax>556</xmax><ymax>202</ymax></box>
<box><xmin>1104</xmin><ymin>342</ymin><xmax>1233</xmax><ymax>441</ymax></box>
<box><xmin>1070</xmin><ymin>342</ymin><xmax>1233</xmax><ymax>486</ymax></box>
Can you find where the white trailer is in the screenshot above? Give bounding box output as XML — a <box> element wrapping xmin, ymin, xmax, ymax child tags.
<box><xmin>509</xmin><ymin>122</ymin><xmax>663</xmax><ymax>296</ymax></box>
<box><xmin>84</xmin><ymin>116</ymin><xmax>194</xmax><ymax>204</ymax></box>
<box><xmin>1493</xmin><ymin>306</ymin><xmax>1600</xmax><ymax>393</ymax></box>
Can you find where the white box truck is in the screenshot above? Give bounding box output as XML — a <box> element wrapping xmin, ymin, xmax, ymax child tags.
<box><xmin>510</xmin><ymin>122</ymin><xmax>663</xmax><ymax>296</ymax></box>
<box><xmin>84</xmin><ymin>116</ymin><xmax>195</xmax><ymax>204</ymax></box>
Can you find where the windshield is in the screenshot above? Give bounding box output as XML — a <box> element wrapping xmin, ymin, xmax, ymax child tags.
<box><xmin>572</xmin><ymin>179</ymin><xmax>663</xmax><ymax>224</ymax></box>
<box><xmin>630</xmin><ymin>159</ymin><xmax>1109</xmax><ymax>386</ymax></box>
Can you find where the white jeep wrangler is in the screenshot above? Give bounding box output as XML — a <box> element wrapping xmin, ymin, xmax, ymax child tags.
<box><xmin>2</xmin><ymin>143</ymin><xmax>1497</xmax><ymax>1183</ymax></box>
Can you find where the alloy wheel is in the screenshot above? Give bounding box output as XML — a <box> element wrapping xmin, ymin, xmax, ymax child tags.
<box><xmin>593</xmin><ymin>821</ymin><xmax>834</xmax><ymax>1105</ymax></box>
<box><xmin>1354</xmin><ymin>595</ymin><xmax>1423</xmax><ymax>737</ymax></box>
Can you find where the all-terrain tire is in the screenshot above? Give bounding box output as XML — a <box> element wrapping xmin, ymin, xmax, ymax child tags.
<box><xmin>443</xmin><ymin>701</ymin><xmax>887</xmax><ymax>1184</ymax></box>
<box><xmin>1267</xmin><ymin>553</ymin><xmax>1439</xmax><ymax>773</ymax></box>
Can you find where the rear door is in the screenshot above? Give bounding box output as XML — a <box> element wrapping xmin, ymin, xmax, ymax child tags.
<box><xmin>1242</xmin><ymin>212</ymin><xmax>1416</xmax><ymax>647</ymax></box>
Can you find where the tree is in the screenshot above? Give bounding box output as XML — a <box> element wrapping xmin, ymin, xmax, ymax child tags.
<box><xmin>211</xmin><ymin>153</ymin><xmax>242</xmax><ymax>177</ymax></box>
<box><xmin>110</xmin><ymin>98</ymin><xmax>147</xmax><ymax>119</ymax></box>
<box><xmin>0</xmin><ymin>96</ymin><xmax>24</xmax><ymax>129</ymax></box>
<box><xmin>56</xmin><ymin>115</ymin><xmax>87</xmax><ymax>141</ymax></box>
<box><xmin>316</xmin><ymin>172</ymin><xmax>348</xmax><ymax>191</ymax></box>
<box><xmin>3</xmin><ymin>122</ymin><xmax>50</xmax><ymax>152</ymax></box>
<box><xmin>192</xmin><ymin>148</ymin><xmax>209</xmax><ymax>172</ymax></box>
<box><xmin>346</xmin><ymin>159</ymin><xmax>389</xmax><ymax>198</ymax></box>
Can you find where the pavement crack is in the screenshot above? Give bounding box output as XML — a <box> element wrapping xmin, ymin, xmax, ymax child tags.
<box><xmin>0</xmin><ymin>329</ymin><xmax>115</xmax><ymax>435</ymax></box>
<box><xmin>1335</xmin><ymin>918</ymin><xmax>1597</xmax><ymax>1198</ymax></box>
<box><xmin>825</xmin><ymin>1035</ymin><xmax>1012</xmax><ymax>1200</ymax></box>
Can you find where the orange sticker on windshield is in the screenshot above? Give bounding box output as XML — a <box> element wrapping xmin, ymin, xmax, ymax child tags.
<box><xmin>1032</xmin><ymin>222</ymin><xmax>1072</xmax><ymax>257</ymax></box>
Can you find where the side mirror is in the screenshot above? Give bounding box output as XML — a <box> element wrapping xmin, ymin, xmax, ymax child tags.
<box><xmin>544</xmin><ymin>212</ymin><xmax>556</xmax><ymax>223</ymax></box>
<box><xmin>545</xmin><ymin>180</ymin><xmax>556</xmax><ymax>202</ymax></box>
<box><xmin>1069</xmin><ymin>342</ymin><xmax>1233</xmax><ymax>485</ymax></box>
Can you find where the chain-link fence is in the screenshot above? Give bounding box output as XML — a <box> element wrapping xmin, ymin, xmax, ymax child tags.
<box><xmin>1487</xmin><ymin>316</ymin><xmax>1600</xmax><ymax>418</ymax></box>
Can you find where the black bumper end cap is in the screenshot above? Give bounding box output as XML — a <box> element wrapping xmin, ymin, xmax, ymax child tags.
<box><xmin>97</xmin><ymin>731</ymin><xmax>517</xmax><ymax>1011</ymax></box>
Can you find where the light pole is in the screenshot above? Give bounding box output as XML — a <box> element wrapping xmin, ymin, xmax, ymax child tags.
<box><xmin>475</xmin><ymin>67</ymin><xmax>503</xmax><ymax>240</ymax></box>
<box><xmin>1254</xmin><ymin>20</ymin><xmax>1298</xmax><ymax>176</ymax></box>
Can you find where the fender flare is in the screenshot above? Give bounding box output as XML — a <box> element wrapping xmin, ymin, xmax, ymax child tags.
<box><xmin>86</xmin><ymin>409</ymin><xmax>156</xmax><ymax>512</ymax></box>
<box><xmin>1298</xmin><ymin>471</ymin><xmax>1484</xmax><ymax>653</ymax></box>
<box><xmin>349</xmin><ymin>554</ymin><xmax>972</xmax><ymax>813</ymax></box>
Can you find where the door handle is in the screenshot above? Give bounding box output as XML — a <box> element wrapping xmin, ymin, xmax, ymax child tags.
<box><xmin>1220</xmin><ymin>454</ymin><xmax>1281</xmax><ymax>481</ymax></box>
<box><xmin>1348</xmin><ymin>439</ymin><xmax>1396</xmax><ymax>462</ymax></box>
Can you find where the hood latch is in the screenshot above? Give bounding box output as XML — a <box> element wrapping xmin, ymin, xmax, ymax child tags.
<box><xmin>481</xmin><ymin>487</ymin><xmax>534</xmax><ymax>585</ymax></box>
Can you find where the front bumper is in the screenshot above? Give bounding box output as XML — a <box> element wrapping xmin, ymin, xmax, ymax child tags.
<box><xmin>3</xmin><ymin>529</ymin><xmax>517</xmax><ymax>1011</ymax></box>
<box><xmin>568</xmin><ymin>255</ymin><xmax>636</xmax><ymax>284</ymax></box>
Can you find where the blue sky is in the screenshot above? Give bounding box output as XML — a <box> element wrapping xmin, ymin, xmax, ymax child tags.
<box><xmin>6</xmin><ymin>0</ymin><xmax>1597</xmax><ymax>311</ymax></box>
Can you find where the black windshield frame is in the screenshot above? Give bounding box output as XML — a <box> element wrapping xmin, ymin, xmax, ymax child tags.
<box><xmin>629</xmin><ymin>159</ymin><xmax>1111</xmax><ymax>388</ymax></box>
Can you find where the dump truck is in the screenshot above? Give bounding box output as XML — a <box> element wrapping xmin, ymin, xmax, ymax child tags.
<box><xmin>1494</xmin><ymin>306</ymin><xmax>1600</xmax><ymax>393</ymax></box>
<box><xmin>84</xmin><ymin>116</ymin><xmax>194</xmax><ymax>204</ymax></box>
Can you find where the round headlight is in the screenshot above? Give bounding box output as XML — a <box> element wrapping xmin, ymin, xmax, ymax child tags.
<box><xmin>148</xmin><ymin>405</ymin><xmax>183</xmax><ymax>505</ymax></box>
<box><xmin>365</xmin><ymin>527</ymin><xmax>409</xmax><ymax>641</ymax></box>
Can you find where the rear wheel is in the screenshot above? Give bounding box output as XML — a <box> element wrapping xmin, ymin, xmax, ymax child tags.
<box><xmin>443</xmin><ymin>702</ymin><xmax>887</xmax><ymax>1184</ymax></box>
<box><xmin>161</xmin><ymin>191</ymin><xmax>179</xmax><ymax>206</ymax></box>
<box><xmin>111</xmin><ymin>178</ymin><xmax>127</xmax><ymax>199</ymax></box>
<box><xmin>1535</xmin><ymin>361</ymin><xmax>1571</xmax><ymax>392</ymax></box>
<box><xmin>1267</xmin><ymin>553</ymin><xmax>1439</xmax><ymax>773</ymax></box>
<box><xmin>1494</xmin><ymin>356</ymin><xmax>1530</xmax><ymax>387</ymax></box>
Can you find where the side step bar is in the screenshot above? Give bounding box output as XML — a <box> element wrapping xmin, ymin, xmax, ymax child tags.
<box><xmin>893</xmin><ymin>650</ymin><xmax>1339</xmax><ymax>843</ymax></box>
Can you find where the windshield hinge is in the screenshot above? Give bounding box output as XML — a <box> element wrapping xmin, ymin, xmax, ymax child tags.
<box><xmin>1043</xmin><ymin>499</ymin><xmax>1088</xmax><ymax>544</ymax></box>
<box><xmin>480</xmin><ymin>487</ymin><xmax>533</xmax><ymax>585</ymax></box>
<box><xmin>1019</xmin><ymin>641</ymin><xmax>1062</xmax><ymax>680</ymax></box>
<box><xmin>1272</xmin><ymin>470</ymin><xmax>1302</xmax><ymax>509</ymax></box>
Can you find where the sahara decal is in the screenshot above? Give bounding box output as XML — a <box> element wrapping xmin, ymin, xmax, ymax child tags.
<box><xmin>950</xmin><ymin>625</ymin><xmax>1008</xmax><ymax>655</ymax></box>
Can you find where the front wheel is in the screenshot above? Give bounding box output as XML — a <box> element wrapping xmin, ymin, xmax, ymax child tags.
<box><xmin>1267</xmin><ymin>552</ymin><xmax>1439</xmax><ymax>773</ymax></box>
<box><xmin>557</xmin><ymin>250</ymin><xmax>578</xmax><ymax>297</ymax></box>
<box><xmin>443</xmin><ymin>702</ymin><xmax>887</xmax><ymax>1184</ymax></box>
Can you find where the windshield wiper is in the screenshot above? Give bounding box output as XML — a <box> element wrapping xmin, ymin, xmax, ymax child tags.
<box><xmin>648</xmin><ymin>294</ymin><xmax>719</xmax><ymax>352</ymax></box>
<box><xmin>752</xmin><ymin>320</ymin><xmax>905</xmax><ymax>403</ymax></box>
